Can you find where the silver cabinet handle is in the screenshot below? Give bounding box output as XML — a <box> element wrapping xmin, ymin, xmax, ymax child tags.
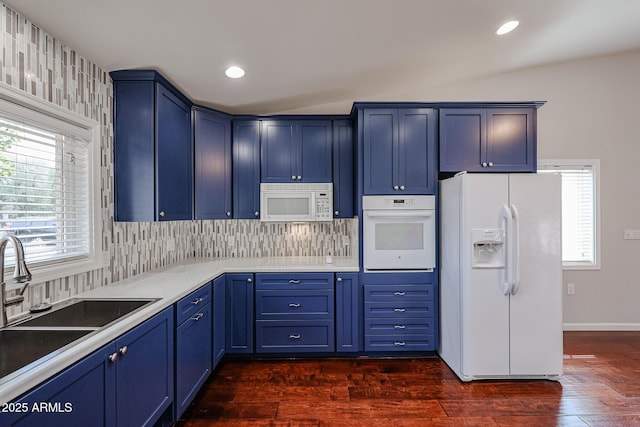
<box><xmin>400</xmin><ymin>185</ymin><xmax>405</xmax><ymax>190</ymax></box>
<box><xmin>394</xmin><ymin>308</ymin><xmax>406</xmax><ymax>312</ymax></box>
<box><xmin>288</xmin><ymin>303</ymin><xmax>301</xmax><ymax>308</ymax></box>
<box><xmin>393</xmin><ymin>185</ymin><xmax>399</xmax><ymax>190</ymax></box>
<box><xmin>119</xmin><ymin>345</ymin><xmax>128</xmax><ymax>356</ymax></box>
<box><xmin>289</xmin><ymin>334</ymin><xmax>301</xmax><ymax>339</ymax></box>
<box><xmin>291</xmin><ymin>175</ymin><xmax>296</xmax><ymax>180</ymax></box>
<box><xmin>336</xmin><ymin>277</ymin><xmax>343</xmax><ymax>282</ymax></box>
<box><xmin>482</xmin><ymin>162</ymin><xmax>488</xmax><ymax>167</ymax></box>
<box><xmin>394</xmin><ymin>341</ymin><xmax>406</xmax><ymax>346</ymax></box>
<box><xmin>394</xmin><ymin>325</ymin><xmax>406</xmax><ymax>329</ymax></box>
<box><xmin>254</xmin><ymin>211</ymin><xmax>260</xmax><ymax>217</ymax></box>
<box><xmin>190</xmin><ymin>313</ymin><xmax>204</xmax><ymax>321</ymax></box>
<box><xmin>159</xmin><ymin>211</ymin><xmax>165</xmax><ymax>218</ymax></box>
<box><xmin>247</xmin><ymin>278</ymin><xmax>253</xmax><ymax>283</ymax></box>
<box><xmin>297</xmin><ymin>175</ymin><xmax>302</xmax><ymax>180</ymax></box>
<box><xmin>334</xmin><ymin>210</ymin><xmax>339</xmax><ymax>216</ymax></box>
<box><xmin>394</xmin><ymin>291</ymin><xmax>406</xmax><ymax>296</ymax></box>
<box><xmin>488</xmin><ymin>161</ymin><xmax>494</xmax><ymax>167</ymax></box>
<box><xmin>289</xmin><ymin>279</ymin><xmax>300</xmax><ymax>284</ymax></box>
<box><xmin>226</xmin><ymin>211</ymin><xmax>231</xmax><ymax>217</ymax></box>
<box><xmin>108</xmin><ymin>352</ymin><xmax>118</xmax><ymax>363</ymax></box>
<box><xmin>191</xmin><ymin>297</ymin><xmax>203</xmax><ymax>305</ymax></box>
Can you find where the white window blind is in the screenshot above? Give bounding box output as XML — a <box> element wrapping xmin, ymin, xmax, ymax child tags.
<box><xmin>539</xmin><ymin>160</ymin><xmax>599</xmax><ymax>268</ymax></box>
<box><xmin>0</xmin><ymin>114</ymin><xmax>90</xmax><ymax>267</ymax></box>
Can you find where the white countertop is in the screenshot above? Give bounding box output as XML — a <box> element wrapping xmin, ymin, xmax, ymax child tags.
<box><xmin>0</xmin><ymin>256</ymin><xmax>359</xmax><ymax>403</ymax></box>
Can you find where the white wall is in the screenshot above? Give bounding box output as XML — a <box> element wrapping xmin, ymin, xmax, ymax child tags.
<box><xmin>399</xmin><ymin>50</ymin><xmax>640</xmax><ymax>329</ymax></box>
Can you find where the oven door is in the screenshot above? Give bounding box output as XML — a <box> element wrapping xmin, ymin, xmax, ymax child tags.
<box><xmin>363</xmin><ymin>209</ymin><xmax>436</xmax><ymax>270</ymax></box>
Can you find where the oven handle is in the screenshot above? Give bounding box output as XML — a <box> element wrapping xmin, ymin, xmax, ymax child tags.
<box><xmin>365</xmin><ymin>210</ymin><xmax>433</xmax><ymax>218</ymax></box>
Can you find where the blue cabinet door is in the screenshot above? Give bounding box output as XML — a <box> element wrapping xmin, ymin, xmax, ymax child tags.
<box><xmin>156</xmin><ymin>84</ymin><xmax>193</xmax><ymax>221</ymax></box>
<box><xmin>261</xmin><ymin>120</ymin><xmax>296</xmax><ymax>182</ymax></box>
<box><xmin>113</xmin><ymin>80</ymin><xmax>155</xmax><ymax>221</ymax></box>
<box><xmin>363</xmin><ymin>109</ymin><xmax>396</xmax><ymax>194</ymax></box>
<box><xmin>194</xmin><ymin>108</ymin><xmax>232</xmax><ymax>219</ymax></box>
<box><xmin>298</xmin><ymin>120</ymin><xmax>332</xmax><ymax>182</ymax></box>
<box><xmin>175</xmin><ymin>302</ymin><xmax>212</xmax><ymax>419</ymax></box>
<box><xmin>7</xmin><ymin>343</ymin><xmax>117</xmax><ymax>427</ymax></box>
<box><xmin>439</xmin><ymin>108</ymin><xmax>536</xmax><ymax>173</ymax></box>
<box><xmin>225</xmin><ymin>273</ymin><xmax>254</xmax><ymax>353</ymax></box>
<box><xmin>213</xmin><ymin>275</ymin><xmax>226</xmax><ymax>367</ymax></box>
<box><xmin>398</xmin><ymin>109</ymin><xmax>437</xmax><ymax>195</ymax></box>
<box><xmin>332</xmin><ymin>120</ymin><xmax>354</xmax><ymax>218</ymax></box>
<box><xmin>115</xmin><ymin>307</ymin><xmax>174</xmax><ymax>427</ymax></box>
<box><xmin>233</xmin><ymin>120</ymin><xmax>261</xmax><ymax>219</ymax></box>
<box><xmin>335</xmin><ymin>273</ymin><xmax>360</xmax><ymax>352</ymax></box>
<box><xmin>486</xmin><ymin>108</ymin><xmax>535</xmax><ymax>172</ymax></box>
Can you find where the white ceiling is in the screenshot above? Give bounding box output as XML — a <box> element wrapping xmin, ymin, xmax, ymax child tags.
<box><xmin>5</xmin><ymin>0</ymin><xmax>640</xmax><ymax>114</ymax></box>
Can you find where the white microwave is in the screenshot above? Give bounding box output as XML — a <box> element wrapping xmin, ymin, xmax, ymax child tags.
<box><xmin>260</xmin><ymin>183</ymin><xmax>333</xmax><ymax>222</ymax></box>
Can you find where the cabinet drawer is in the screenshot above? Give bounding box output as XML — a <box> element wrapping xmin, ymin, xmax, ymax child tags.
<box><xmin>255</xmin><ymin>290</ymin><xmax>334</xmax><ymax>319</ymax></box>
<box><xmin>364</xmin><ymin>334</ymin><xmax>434</xmax><ymax>352</ymax></box>
<box><xmin>364</xmin><ymin>318</ymin><xmax>434</xmax><ymax>335</ymax></box>
<box><xmin>364</xmin><ymin>301</ymin><xmax>434</xmax><ymax>318</ymax></box>
<box><xmin>255</xmin><ymin>273</ymin><xmax>334</xmax><ymax>290</ymax></box>
<box><xmin>256</xmin><ymin>320</ymin><xmax>335</xmax><ymax>353</ymax></box>
<box><xmin>176</xmin><ymin>283</ymin><xmax>212</xmax><ymax>325</ymax></box>
<box><xmin>364</xmin><ymin>284</ymin><xmax>433</xmax><ymax>302</ymax></box>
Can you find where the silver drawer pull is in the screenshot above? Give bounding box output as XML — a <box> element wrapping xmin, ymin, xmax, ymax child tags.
<box><xmin>190</xmin><ymin>313</ymin><xmax>204</xmax><ymax>321</ymax></box>
<box><xmin>289</xmin><ymin>334</ymin><xmax>301</xmax><ymax>340</ymax></box>
<box><xmin>394</xmin><ymin>325</ymin><xmax>406</xmax><ymax>329</ymax></box>
<box><xmin>394</xmin><ymin>341</ymin><xmax>406</xmax><ymax>346</ymax></box>
<box><xmin>191</xmin><ymin>297</ymin><xmax>203</xmax><ymax>305</ymax></box>
<box><xmin>289</xmin><ymin>279</ymin><xmax>301</xmax><ymax>284</ymax></box>
<box><xmin>394</xmin><ymin>308</ymin><xmax>406</xmax><ymax>312</ymax></box>
<box><xmin>119</xmin><ymin>345</ymin><xmax>128</xmax><ymax>356</ymax></box>
<box><xmin>394</xmin><ymin>292</ymin><xmax>406</xmax><ymax>296</ymax></box>
<box><xmin>108</xmin><ymin>352</ymin><xmax>118</xmax><ymax>363</ymax></box>
<box><xmin>289</xmin><ymin>303</ymin><xmax>301</xmax><ymax>308</ymax></box>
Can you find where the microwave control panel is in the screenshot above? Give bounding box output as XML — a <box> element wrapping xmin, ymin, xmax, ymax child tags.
<box><xmin>315</xmin><ymin>192</ymin><xmax>333</xmax><ymax>221</ymax></box>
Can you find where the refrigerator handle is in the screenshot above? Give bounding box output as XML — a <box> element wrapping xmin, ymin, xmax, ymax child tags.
<box><xmin>510</xmin><ymin>204</ymin><xmax>521</xmax><ymax>295</ymax></box>
<box><xmin>499</xmin><ymin>204</ymin><xmax>513</xmax><ymax>296</ymax></box>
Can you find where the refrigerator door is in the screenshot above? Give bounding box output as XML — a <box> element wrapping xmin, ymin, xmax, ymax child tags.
<box><xmin>459</xmin><ymin>174</ymin><xmax>511</xmax><ymax>377</ymax></box>
<box><xmin>508</xmin><ymin>173</ymin><xmax>563</xmax><ymax>376</ymax></box>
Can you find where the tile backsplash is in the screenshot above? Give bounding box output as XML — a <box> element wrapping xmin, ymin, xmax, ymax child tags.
<box><xmin>1</xmin><ymin>4</ymin><xmax>355</xmax><ymax>317</ymax></box>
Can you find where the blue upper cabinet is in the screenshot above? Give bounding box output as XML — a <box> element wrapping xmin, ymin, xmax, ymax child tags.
<box><xmin>332</xmin><ymin>120</ymin><xmax>354</xmax><ymax>218</ymax></box>
<box><xmin>233</xmin><ymin>120</ymin><xmax>261</xmax><ymax>219</ymax></box>
<box><xmin>194</xmin><ymin>108</ymin><xmax>232</xmax><ymax>219</ymax></box>
<box><xmin>439</xmin><ymin>107</ymin><xmax>536</xmax><ymax>173</ymax></box>
<box><xmin>261</xmin><ymin>120</ymin><xmax>332</xmax><ymax>183</ymax></box>
<box><xmin>362</xmin><ymin>108</ymin><xmax>437</xmax><ymax>195</ymax></box>
<box><xmin>111</xmin><ymin>70</ymin><xmax>193</xmax><ymax>221</ymax></box>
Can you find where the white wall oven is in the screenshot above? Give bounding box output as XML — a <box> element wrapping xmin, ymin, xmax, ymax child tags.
<box><xmin>362</xmin><ymin>195</ymin><xmax>436</xmax><ymax>271</ymax></box>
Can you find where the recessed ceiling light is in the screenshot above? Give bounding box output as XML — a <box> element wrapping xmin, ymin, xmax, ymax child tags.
<box><xmin>496</xmin><ymin>20</ymin><xmax>520</xmax><ymax>35</ymax></box>
<box><xmin>225</xmin><ymin>66</ymin><xmax>245</xmax><ymax>79</ymax></box>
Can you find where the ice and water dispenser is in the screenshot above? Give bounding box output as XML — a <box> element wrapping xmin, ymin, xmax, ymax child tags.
<box><xmin>471</xmin><ymin>229</ymin><xmax>505</xmax><ymax>268</ymax></box>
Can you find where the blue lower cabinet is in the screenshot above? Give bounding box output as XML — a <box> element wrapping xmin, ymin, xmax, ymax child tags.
<box><xmin>226</xmin><ymin>273</ymin><xmax>254</xmax><ymax>354</ymax></box>
<box><xmin>335</xmin><ymin>273</ymin><xmax>360</xmax><ymax>352</ymax></box>
<box><xmin>7</xmin><ymin>308</ymin><xmax>174</xmax><ymax>427</ymax></box>
<box><xmin>213</xmin><ymin>276</ymin><xmax>226</xmax><ymax>367</ymax></box>
<box><xmin>175</xmin><ymin>302</ymin><xmax>212</xmax><ymax>419</ymax></box>
<box><xmin>364</xmin><ymin>334</ymin><xmax>434</xmax><ymax>352</ymax></box>
<box><xmin>256</xmin><ymin>320</ymin><xmax>334</xmax><ymax>353</ymax></box>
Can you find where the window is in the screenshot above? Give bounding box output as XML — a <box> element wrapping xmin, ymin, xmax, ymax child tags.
<box><xmin>538</xmin><ymin>159</ymin><xmax>600</xmax><ymax>270</ymax></box>
<box><xmin>0</xmin><ymin>83</ymin><xmax>104</xmax><ymax>283</ymax></box>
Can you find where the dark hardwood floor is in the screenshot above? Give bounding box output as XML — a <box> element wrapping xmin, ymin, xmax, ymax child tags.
<box><xmin>176</xmin><ymin>332</ymin><xmax>640</xmax><ymax>426</ymax></box>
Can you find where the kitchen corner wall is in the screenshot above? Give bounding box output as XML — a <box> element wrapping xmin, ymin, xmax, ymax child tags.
<box><xmin>1</xmin><ymin>4</ymin><xmax>355</xmax><ymax>315</ymax></box>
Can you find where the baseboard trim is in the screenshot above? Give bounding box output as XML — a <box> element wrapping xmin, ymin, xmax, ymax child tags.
<box><xmin>563</xmin><ymin>323</ymin><xmax>640</xmax><ymax>331</ymax></box>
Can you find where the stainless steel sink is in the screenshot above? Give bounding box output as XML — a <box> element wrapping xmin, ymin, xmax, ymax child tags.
<box><xmin>0</xmin><ymin>329</ymin><xmax>92</xmax><ymax>379</ymax></box>
<box><xmin>18</xmin><ymin>298</ymin><xmax>155</xmax><ymax>327</ymax></box>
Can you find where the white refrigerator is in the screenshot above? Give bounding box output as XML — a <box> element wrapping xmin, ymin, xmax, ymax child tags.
<box><xmin>439</xmin><ymin>173</ymin><xmax>563</xmax><ymax>381</ymax></box>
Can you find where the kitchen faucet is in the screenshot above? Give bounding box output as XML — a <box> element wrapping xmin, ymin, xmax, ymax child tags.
<box><xmin>0</xmin><ymin>234</ymin><xmax>32</xmax><ymax>328</ymax></box>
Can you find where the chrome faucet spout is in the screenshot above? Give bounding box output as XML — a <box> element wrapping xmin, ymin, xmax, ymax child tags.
<box><xmin>1</xmin><ymin>234</ymin><xmax>33</xmax><ymax>328</ymax></box>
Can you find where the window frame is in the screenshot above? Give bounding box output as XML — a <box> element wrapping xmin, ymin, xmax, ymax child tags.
<box><xmin>538</xmin><ymin>158</ymin><xmax>601</xmax><ymax>271</ymax></box>
<box><xmin>0</xmin><ymin>82</ymin><xmax>107</xmax><ymax>286</ymax></box>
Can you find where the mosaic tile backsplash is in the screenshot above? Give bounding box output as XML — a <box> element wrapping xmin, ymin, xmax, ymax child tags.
<box><xmin>0</xmin><ymin>3</ymin><xmax>355</xmax><ymax>317</ymax></box>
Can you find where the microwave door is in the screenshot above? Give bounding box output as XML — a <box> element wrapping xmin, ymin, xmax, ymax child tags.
<box><xmin>263</xmin><ymin>192</ymin><xmax>314</xmax><ymax>221</ymax></box>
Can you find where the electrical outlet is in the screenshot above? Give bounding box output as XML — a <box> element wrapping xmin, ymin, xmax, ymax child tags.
<box><xmin>167</xmin><ymin>239</ymin><xmax>175</xmax><ymax>252</ymax></box>
<box><xmin>567</xmin><ymin>283</ymin><xmax>575</xmax><ymax>295</ymax></box>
